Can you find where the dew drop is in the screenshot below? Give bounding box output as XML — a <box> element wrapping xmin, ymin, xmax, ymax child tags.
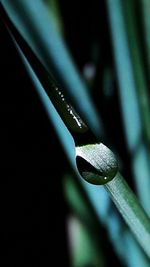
<box><xmin>76</xmin><ymin>143</ymin><xmax>118</xmax><ymax>185</ymax></box>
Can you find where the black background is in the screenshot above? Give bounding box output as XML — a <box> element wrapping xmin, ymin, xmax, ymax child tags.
<box><xmin>0</xmin><ymin>19</ymin><xmax>70</xmax><ymax>266</ymax></box>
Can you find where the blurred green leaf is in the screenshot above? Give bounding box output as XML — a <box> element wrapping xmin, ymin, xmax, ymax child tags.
<box><xmin>106</xmin><ymin>0</ymin><xmax>150</xmax><ymax>214</ymax></box>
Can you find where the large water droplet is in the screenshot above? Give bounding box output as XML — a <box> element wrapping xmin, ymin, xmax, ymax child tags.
<box><xmin>76</xmin><ymin>143</ymin><xmax>118</xmax><ymax>185</ymax></box>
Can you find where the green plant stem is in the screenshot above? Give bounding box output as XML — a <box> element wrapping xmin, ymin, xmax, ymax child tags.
<box><xmin>105</xmin><ymin>173</ymin><xmax>150</xmax><ymax>258</ymax></box>
<box><xmin>14</xmin><ymin>32</ymin><xmax>150</xmax><ymax>264</ymax></box>
<box><xmin>140</xmin><ymin>0</ymin><xmax>150</xmax><ymax>70</ymax></box>
<box><xmin>106</xmin><ymin>0</ymin><xmax>150</xmax><ymax>214</ymax></box>
<box><xmin>123</xmin><ymin>0</ymin><xmax>150</xmax><ymax>148</ymax></box>
<box><xmin>64</xmin><ymin>174</ymin><xmax>150</xmax><ymax>266</ymax></box>
<box><xmin>20</xmin><ymin>49</ymin><xmax>150</xmax><ymax>265</ymax></box>
<box><xmin>0</xmin><ymin>7</ymin><xmax>118</xmax><ymax>185</ymax></box>
<box><xmin>1</xmin><ymin>0</ymin><xmax>102</xmax><ymax>135</ymax></box>
<box><xmin>0</xmin><ymin>7</ymin><xmax>93</xmax><ymax>146</ymax></box>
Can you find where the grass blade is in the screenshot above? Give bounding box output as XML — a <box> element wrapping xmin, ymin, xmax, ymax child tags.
<box><xmin>105</xmin><ymin>173</ymin><xmax>150</xmax><ymax>258</ymax></box>
<box><xmin>1</xmin><ymin>0</ymin><xmax>102</xmax><ymax>135</ymax></box>
<box><xmin>123</xmin><ymin>0</ymin><xmax>150</xmax><ymax>149</ymax></box>
<box><xmin>106</xmin><ymin>0</ymin><xmax>150</xmax><ymax>213</ymax></box>
<box><xmin>16</xmin><ymin>41</ymin><xmax>150</xmax><ymax>262</ymax></box>
<box><xmin>140</xmin><ymin>0</ymin><xmax>150</xmax><ymax>70</ymax></box>
<box><xmin>0</xmin><ymin>8</ymin><xmax>118</xmax><ymax>185</ymax></box>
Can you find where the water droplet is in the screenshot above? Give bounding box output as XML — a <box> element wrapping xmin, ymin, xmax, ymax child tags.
<box><xmin>76</xmin><ymin>143</ymin><xmax>118</xmax><ymax>185</ymax></box>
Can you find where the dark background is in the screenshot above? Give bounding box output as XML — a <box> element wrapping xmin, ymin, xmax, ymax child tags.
<box><xmin>0</xmin><ymin>19</ymin><xmax>70</xmax><ymax>266</ymax></box>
